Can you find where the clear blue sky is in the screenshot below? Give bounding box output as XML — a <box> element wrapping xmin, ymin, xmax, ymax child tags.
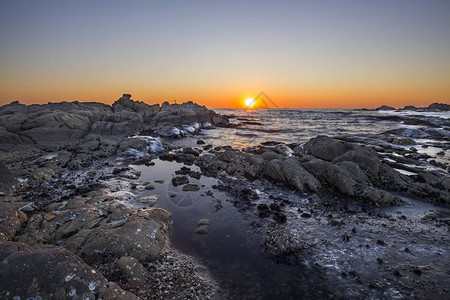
<box><xmin>1</xmin><ymin>0</ymin><xmax>449</xmax><ymax>108</ymax></box>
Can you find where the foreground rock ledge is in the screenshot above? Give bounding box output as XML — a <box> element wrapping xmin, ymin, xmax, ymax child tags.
<box><xmin>0</xmin><ymin>242</ymin><xmax>138</xmax><ymax>299</ymax></box>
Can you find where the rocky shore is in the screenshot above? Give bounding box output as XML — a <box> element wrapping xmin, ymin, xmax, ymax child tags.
<box><xmin>1</xmin><ymin>96</ymin><xmax>449</xmax><ymax>299</ymax></box>
<box><xmin>0</xmin><ymin>95</ymin><xmax>225</xmax><ymax>299</ymax></box>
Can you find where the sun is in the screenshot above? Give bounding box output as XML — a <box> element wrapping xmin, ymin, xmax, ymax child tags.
<box><xmin>244</xmin><ymin>97</ymin><xmax>256</xmax><ymax>108</ymax></box>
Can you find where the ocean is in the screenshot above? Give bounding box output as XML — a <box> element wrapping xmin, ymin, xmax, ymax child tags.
<box><xmin>184</xmin><ymin>108</ymin><xmax>449</xmax><ymax>165</ymax></box>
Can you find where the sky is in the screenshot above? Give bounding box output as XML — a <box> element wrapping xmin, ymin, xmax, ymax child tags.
<box><xmin>1</xmin><ymin>0</ymin><xmax>449</xmax><ymax>109</ymax></box>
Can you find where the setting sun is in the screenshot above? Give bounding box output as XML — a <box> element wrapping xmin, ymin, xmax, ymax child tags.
<box><xmin>244</xmin><ymin>97</ymin><xmax>256</xmax><ymax>108</ymax></box>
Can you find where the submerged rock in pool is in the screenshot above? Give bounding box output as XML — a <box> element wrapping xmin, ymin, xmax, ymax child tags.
<box><xmin>183</xmin><ymin>182</ymin><xmax>200</xmax><ymax>191</ymax></box>
<box><xmin>172</xmin><ymin>176</ymin><xmax>189</xmax><ymax>186</ymax></box>
<box><xmin>195</xmin><ymin>219</ymin><xmax>210</xmax><ymax>235</ymax></box>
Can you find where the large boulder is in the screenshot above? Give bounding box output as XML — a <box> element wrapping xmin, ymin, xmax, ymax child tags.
<box><xmin>18</xmin><ymin>196</ymin><xmax>172</xmax><ymax>263</ymax></box>
<box><xmin>265</xmin><ymin>158</ymin><xmax>321</xmax><ymax>193</ymax></box>
<box><xmin>303</xmin><ymin>136</ymin><xmax>352</xmax><ymax>161</ymax></box>
<box><xmin>202</xmin><ymin>149</ymin><xmax>269</xmax><ymax>178</ymax></box>
<box><xmin>331</xmin><ymin>149</ymin><xmax>381</xmax><ymax>182</ymax></box>
<box><xmin>79</xmin><ymin>212</ymin><xmax>170</xmax><ymax>262</ymax></box>
<box><xmin>303</xmin><ymin>158</ymin><xmax>399</xmax><ymax>206</ymax></box>
<box><xmin>0</xmin><ymin>242</ymin><xmax>139</xmax><ymax>299</ymax></box>
<box><xmin>151</xmin><ymin>101</ymin><xmax>228</xmax><ymax>128</ymax></box>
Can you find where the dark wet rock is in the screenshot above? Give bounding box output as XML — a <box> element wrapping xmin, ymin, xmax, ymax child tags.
<box><xmin>175</xmin><ymin>167</ymin><xmax>202</xmax><ymax>180</ymax></box>
<box><xmin>0</xmin><ymin>207</ymin><xmax>27</xmax><ymax>242</ymax></box>
<box><xmin>331</xmin><ymin>148</ymin><xmax>381</xmax><ymax>181</ymax></box>
<box><xmin>183</xmin><ymin>147</ymin><xmax>200</xmax><ymax>156</ymax></box>
<box><xmin>342</xmin><ymin>233</ymin><xmax>350</xmax><ymax>241</ymax></box>
<box><xmin>0</xmin><ymin>242</ymin><xmax>138</xmax><ymax>299</ymax></box>
<box><xmin>376</xmin><ymin>239</ymin><xmax>386</xmax><ymax>246</ymax></box>
<box><xmin>182</xmin><ymin>183</ymin><xmax>200</xmax><ymax>191</ymax></box>
<box><xmin>117</xmin><ymin>256</ymin><xmax>149</xmax><ymax>288</ymax></box>
<box><xmin>265</xmin><ymin>158</ymin><xmax>321</xmax><ymax>193</ymax></box>
<box><xmin>174</xmin><ymin>152</ymin><xmax>196</xmax><ymax>163</ymax></box>
<box><xmin>412</xmin><ymin>268</ymin><xmax>422</xmax><ymax>275</ymax></box>
<box><xmin>273</xmin><ymin>212</ymin><xmax>287</xmax><ymax>223</ymax></box>
<box><xmin>144</xmin><ymin>184</ymin><xmax>156</xmax><ymax>190</ymax></box>
<box><xmin>303</xmin><ymin>136</ymin><xmax>352</xmax><ymax>161</ymax></box>
<box><xmin>197</xmin><ymin>139</ymin><xmax>206</xmax><ymax>145</ymax></box>
<box><xmin>303</xmin><ymin>158</ymin><xmax>398</xmax><ymax>206</ymax></box>
<box><xmin>263</xmin><ymin>225</ymin><xmax>313</xmax><ymax>264</ymax></box>
<box><xmin>196</xmin><ymin>150</ymin><xmax>266</xmax><ymax>179</ymax></box>
<box><xmin>257</xmin><ymin>204</ymin><xmax>271</xmax><ymax>218</ymax></box>
<box><xmin>159</xmin><ymin>152</ymin><xmax>176</xmax><ymax>161</ymax></box>
<box><xmin>391</xmin><ymin>137</ymin><xmax>416</xmax><ymax>145</ymax></box>
<box><xmin>172</xmin><ymin>176</ymin><xmax>189</xmax><ymax>186</ymax></box>
<box><xmin>195</xmin><ymin>219</ymin><xmax>210</xmax><ymax>234</ymax></box>
<box><xmin>269</xmin><ymin>203</ymin><xmax>281</xmax><ymax>212</ymax></box>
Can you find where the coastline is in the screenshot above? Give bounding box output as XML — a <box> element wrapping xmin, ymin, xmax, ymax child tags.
<box><xmin>0</xmin><ymin>95</ymin><xmax>449</xmax><ymax>299</ymax></box>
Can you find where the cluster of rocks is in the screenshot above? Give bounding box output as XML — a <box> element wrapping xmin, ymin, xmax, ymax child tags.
<box><xmin>0</xmin><ymin>95</ymin><xmax>225</xmax><ymax>299</ymax></box>
<box><xmin>191</xmin><ymin>134</ymin><xmax>450</xmax><ymax>299</ymax></box>
<box><xmin>196</xmin><ymin>135</ymin><xmax>449</xmax><ymax>207</ymax></box>
<box><xmin>376</xmin><ymin>102</ymin><xmax>450</xmax><ymax>111</ymax></box>
<box><xmin>0</xmin><ymin>93</ymin><xmax>228</xmax><ymax>154</ymax></box>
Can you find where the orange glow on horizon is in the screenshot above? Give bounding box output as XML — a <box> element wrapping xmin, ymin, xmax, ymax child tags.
<box><xmin>0</xmin><ymin>87</ymin><xmax>448</xmax><ymax>110</ymax></box>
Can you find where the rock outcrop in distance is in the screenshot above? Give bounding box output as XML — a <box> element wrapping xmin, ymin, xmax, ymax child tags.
<box><xmin>376</xmin><ymin>102</ymin><xmax>450</xmax><ymax>111</ymax></box>
<box><xmin>0</xmin><ymin>93</ymin><xmax>229</xmax><ymax>153</ymax></box>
